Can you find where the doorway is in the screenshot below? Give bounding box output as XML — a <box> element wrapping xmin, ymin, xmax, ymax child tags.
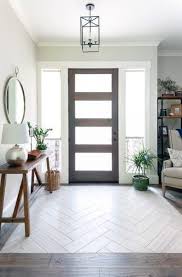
<box><xmin>69</xmin><ymin>69</ymin><xmax>118</xmax><ymax>182</ymax></box>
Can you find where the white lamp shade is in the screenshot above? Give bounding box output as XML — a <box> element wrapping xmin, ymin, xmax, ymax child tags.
<box><xmin>1</xmin><ymin>123</ymin><xmax>29</xmax><ymax>145</ymax></box>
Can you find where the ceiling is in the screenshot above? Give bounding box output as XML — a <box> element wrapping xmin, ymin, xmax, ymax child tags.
<box><xmin>9</xmin><ymin>0</ymin><xmax>182</xmax><ymax>50</ymax></box>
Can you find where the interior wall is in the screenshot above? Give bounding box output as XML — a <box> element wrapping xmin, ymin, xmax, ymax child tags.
<box><xmin>158</xmin><ymin>56</ymin><xmax>182</xmax><ymax>85</ymax></box>
<box><xmin>0</xmin><ymin>0</ymin><xmax>37</xmax><ymax>215</ymax></box>
<box><xmin>38</xmin><ymin>45</ymin><xmax>158</xmax><ymax>184</ymax></box>
<box><xmin>38</xmin><ymin>45</ymin><xmax>157</xmax><ymax>62</ymax></box>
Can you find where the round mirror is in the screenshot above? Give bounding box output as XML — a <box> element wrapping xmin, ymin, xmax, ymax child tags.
<box><xmin>4</xmin><ymin>76</ymin><xmax>25</xmax><ymax>124</ymax></box>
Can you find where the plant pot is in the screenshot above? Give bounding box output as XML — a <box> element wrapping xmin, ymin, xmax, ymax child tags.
<box><xmin>36</xmin><ymin>147</ymin><xmax>47</xmax><ymax>155</ymax></box>
<box><xmin>132</xmin><ymin>175</ymin><xmax>149</xmax><ymax>191</ymax></box>
<box><xmin>36</xmin><ymin>144</ymin><xmax>47</xmax><ymax>153</ymax></box>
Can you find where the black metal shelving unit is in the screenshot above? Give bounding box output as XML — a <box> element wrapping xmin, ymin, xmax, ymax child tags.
<box><xmin>157</xmin><ymin>96</ymin><xmax>182</xmax><ymax>181</ymax></box>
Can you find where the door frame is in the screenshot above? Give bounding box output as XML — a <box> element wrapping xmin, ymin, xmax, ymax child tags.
<box><xmin>69</xmin><ymin>68</ymin><xmax>118</xmax><ymax>183</ymax></box>
<box><xmin>37</xmin><ymin>61</ymin><xmax>153</xmax><ymax>184</ymax></box>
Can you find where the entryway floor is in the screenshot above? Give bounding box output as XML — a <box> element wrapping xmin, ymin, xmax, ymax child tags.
<box><xmin>1</xmin><ymin>185</ymin><xmax>182</xmax><ymax>253</ymax></box>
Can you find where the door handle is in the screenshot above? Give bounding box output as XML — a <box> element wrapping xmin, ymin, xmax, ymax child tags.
<box><xmin>113</xmin><ymin>132</ymin><xmax>118</xmax><ymax>141</ymax></box>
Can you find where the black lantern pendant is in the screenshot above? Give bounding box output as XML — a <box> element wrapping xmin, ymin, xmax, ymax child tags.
<box><xmin>80</xmin><ymin>3</ymin><xmax>100</xmax><ymax>53</ymax></box>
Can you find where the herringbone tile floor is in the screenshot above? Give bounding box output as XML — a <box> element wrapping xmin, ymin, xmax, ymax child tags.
<box><xmin>1</xmin><ymin>186</ymin><xmax>182</xmax><ymax>253</ymax></box>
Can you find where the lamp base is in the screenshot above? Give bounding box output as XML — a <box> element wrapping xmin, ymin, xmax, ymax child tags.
<box><xmin>6</xmin><ymin>145</ymin><xmax>28</xmax><ymax>166</ymax></box>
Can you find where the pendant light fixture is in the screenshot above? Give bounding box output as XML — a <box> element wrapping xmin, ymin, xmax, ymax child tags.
<box><xmin>80</xmin><ymin>3</ymin><xmax>100</xmax><ymax>53</ymax></box>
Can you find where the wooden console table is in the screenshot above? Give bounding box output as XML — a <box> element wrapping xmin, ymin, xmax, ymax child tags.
<box><xmin>0</xmin><ymin>154</ymin><xmax>52</xmax><ymax>237</ymax></box>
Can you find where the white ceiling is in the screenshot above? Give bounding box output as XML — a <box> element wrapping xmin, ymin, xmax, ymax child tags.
<box><xmin>9</xmin><ymin>0</ymin><xmax>182</xmax><ymax>50</ymax></box>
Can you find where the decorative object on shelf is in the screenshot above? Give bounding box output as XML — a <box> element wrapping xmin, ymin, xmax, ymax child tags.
<box><xmin>128</xmin><ymin>148</ymin><xmax>157</xmax><ymax>191</ymax></box>
<box><xmin>159</xmin><ymin>125</ymin><xmax>168</xmax><ymax>137</ymax></box>
<box><xmin>171</xmin><ymin>104</ymin><xmax>182</xmax><ymax>116</ymax></box>
<box><xmin>158</xmin><ymin>77</ymin><xmax>178</xmax><ymax>96</ymax></box>
<box><xmin>175</xmin><ymin>90</ymin><xmax>182</xmax><ymax>97</ymax></box>
<box><xmin>4</xmin><ymin>67</ymin><xmax>26</xmax><ymax>124</ymax></box>
<box><xmin>160</xmin><ymin>108</ymin><xmax>167</xmax><ymax>117</ymax></box>
<box><xmin>28</xmin><ymin>150</ymin><xmax>41</xmax><ymax>161</ymax></box>
<box><xmin>1</xmin><ymin>123</ymin><xmax>29</xmax><ymax>166</ymax></box>
<box><xmin>27</xmin><ymin>122</ymin><xmax>52</xmax><ymax>152</ymax></box>
<box><xmin>45</xmin><ymin>170</ymin><xmax>60</xmax><ymax>191</ymax></box>
<box><xmin>169</xmin><ymin>112</ymin><xmax>174</xmax><ymax>116</ymax></box>
<box><xmin>80</xmin><ymin>3</ymin><xmax>100</xmax><ymax>53</ymax></box>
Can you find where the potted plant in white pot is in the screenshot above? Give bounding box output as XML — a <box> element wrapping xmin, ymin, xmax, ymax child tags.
<box><xmin>129</xmin><ymin>148</ymin><xmax>157</xmax><ymax>191</ymax></box>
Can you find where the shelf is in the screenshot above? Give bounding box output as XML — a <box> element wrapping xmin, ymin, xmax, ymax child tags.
<box><xmin>158</xmin><ymin>152</ymin><xmax>169</xmax><ymax>157</ymax></box>
<box><xmin>158</xmin><ymin>96</ymin><xmax>182</xmax><ymax>100</ymax></box>
<box><xmin>157</xmin><ymin>95</ymin><xmax>182</xmax><ymax>177</ymax></box>
<box><xmin>158</xmin><ymin>116</ymin><xmax>182</xmax><ymax>119</ymax></box>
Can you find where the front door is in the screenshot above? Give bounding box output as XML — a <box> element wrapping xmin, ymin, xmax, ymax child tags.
<box><xmin>69</xmin><ymin>69</ymin><xmax>118</xmax><ymax>182</ymax></box>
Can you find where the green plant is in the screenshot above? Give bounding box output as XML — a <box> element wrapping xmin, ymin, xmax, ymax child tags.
<box><xmin>28</xmin><ymin>122</ymin><xmax>52</xmax><ymax>151</ymax></box>
<box><xmin>158</xmin><ymin>77</ymin><xmax>178</xmax><ymax>93</ymax></box>
<box><xmin>129</xmin><ymin>148</ymin><xmax>156</xmax><ymax>176</ymax></box>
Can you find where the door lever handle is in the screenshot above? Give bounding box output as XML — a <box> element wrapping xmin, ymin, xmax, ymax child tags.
<box><xmin>113</xmin><ymin>132</ymin><xmax>118</xmax><ymax>137</ymax></box>
<box><xmin>113</xmin><ymin>132</ymin><xmax>118</xmax><ymax>142</ymax></box>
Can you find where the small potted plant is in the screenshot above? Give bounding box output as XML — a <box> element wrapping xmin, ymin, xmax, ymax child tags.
<box><xmin>129</xmin><ymin>148</ymin><xmax>156</xmax><ymax>191</ymax></box>
<box><xmin>28</xmin><ymin>122</ymin><xmax>52</xmax><ymax>153</ymax></box>
<box><xmin>158</xmin><ymin>77</ymin><xmax>178</xmax><ymax>96</ymax></box>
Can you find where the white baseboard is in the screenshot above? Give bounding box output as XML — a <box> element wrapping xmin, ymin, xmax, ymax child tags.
<box><xmin>149</xmin><ymin>174</ymin><xmax>159</xmax><ymax>185</ymax></box>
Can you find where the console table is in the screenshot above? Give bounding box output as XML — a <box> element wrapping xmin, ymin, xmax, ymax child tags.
<box><xmin>0</xmin><ymin>154</ymin><xmax>52</xmax><ymax>237</ymax></box>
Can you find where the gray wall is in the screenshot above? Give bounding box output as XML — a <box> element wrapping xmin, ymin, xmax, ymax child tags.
<box><xmin>0</xmin><ymin>0</ymin><xmax>37</xmax><ymax>215</ymax></box>
<box><xmin>158</xmin><ymin>56</ymin><xmax>182</xmax><ymax>86</ymax></box>
<box><xmin>38</xmin><ymin>45</ymin><xmax>157</xmax><ymax>62</ymax></box>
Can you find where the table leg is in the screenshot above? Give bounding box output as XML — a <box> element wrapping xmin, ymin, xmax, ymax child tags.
<box><xmin>34</xmin><ymin>168</ymin><xmax>42</xmax><ymax>186</ymax></box>
<box><xmin>46</xmin><ymin>157</ymin><xmax>52</xmax><ymax>193</ymax></box>
<box><xmin>31</xmin><ymin>169</ymin><xmax>35</xmax><ymax>194</ymax></box>
<box><xmin>12</xmin><ymin>177</ymin><xmax>24</xmax><ymax>218</ymax></box>
<box><xmin>23</xmin><ymin>174</ymin><xmax>30</xmax><ymax>237</ymax></box>
<box><xmin>31</xmin><ymin>168</ymin><xmax>42</xmax><ymax>194</ymax></box>
<box><xmin>0</xmin><ymin>174</ymin><xmax>6</xmax><ymax>231</ymax></box>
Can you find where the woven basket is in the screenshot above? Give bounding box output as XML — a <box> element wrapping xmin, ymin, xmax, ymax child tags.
<box><xmin>45</xmin><ymin>170</ymin><xmax>60</xmax><ymax>191</ymax></box>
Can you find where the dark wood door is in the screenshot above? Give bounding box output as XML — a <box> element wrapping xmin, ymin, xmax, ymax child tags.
<box><xmin>69</xmin><ymin>69</ymin><xmax>118</xmax><ymax>182</ymax></box>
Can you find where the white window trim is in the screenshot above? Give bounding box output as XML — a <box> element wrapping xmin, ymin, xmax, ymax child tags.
<box><xmin>37</xmin><ymin>61</ymin><xmax>151</xmax><ymax>184</ymax></box>
<box><xmin>119</xmin><ymin>68</ymin><xmax>150</xmax><ymax>184</ymax></box>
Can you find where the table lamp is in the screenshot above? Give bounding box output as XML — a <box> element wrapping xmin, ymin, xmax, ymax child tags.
<box><xmin>1</xmin><ymin>123</ymin><xmax>29</xmax><ymax>166</ymax></box>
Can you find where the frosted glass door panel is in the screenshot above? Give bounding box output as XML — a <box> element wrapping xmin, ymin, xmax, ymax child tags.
<box><xmin>75</xmin><ymin>101</ymin><xmax>112</xmax><ymax>118</ymax></box>
<box><xmin>75</xmin><ymin>153</ymin><xmax>112</xmax><ymax>171</ymax></box>
<box><xmin>75</xmin><ymin>74</ymin><xmax>112</xmax><ymax>92</ymax></box>
<box><xmin>75</xmin><ymin>127</ymin><xmax>112</xmax><ymax>145</ymax></box>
